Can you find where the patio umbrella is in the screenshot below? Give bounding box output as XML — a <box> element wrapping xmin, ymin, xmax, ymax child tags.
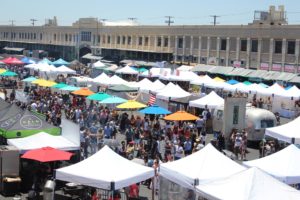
<box><xmin>213</xmin><ymin>77</ymin><xmax>225</xmax><ymax>82</ymax></box>
<box><xmin>100</xmin><ymin>96</ymin><xmax>127</xmax><ymax>104</ymax></box>
<box><xmin>227</xmin><ymin>79</ymin><xmax>239</xmax><ymax>85</ymax></box>
<box><xmin>71</xmin><ymin>88</ymin><xmax>95</xmax><ymax>96</ymax></box>
<box><xmin>22</xmin><ymin>76</ymin><xmax>37</xmax><ymax>82</ymax></box>
<box><xmin>21</xmin><ymin>147</ymin><xmax>73</xmax><ymax>162</ymax></box>
<box><xmin>0</xmin><ymin>69</ymin><xmax>6</xmax><ymax>74</ymax></box>
<box><xmin>116</xmin><ymin>100</ymin><xmax>146</xmax><ymax>109</ymax></box>
<box><xmin>60</xmin><ymin>85</ymin><xmax>81</xmax><ymax>91</ymax></box>
<box><xmin>243</xmin><ymin>81</ymin><xmax>252</xmax><ymax>86</ymax></box>
<box><xmin>38</xmin><ymin>80</ymin><xmax>57</xmax><ymax>87</ymax></box>
<box><xmin>87</xmin><ymin>92</ymin><xmax>111</xmax><ymax>101</ymax></box>
<box><xmin>164</xmin><ymin>111</ymin><xmax>198</xmax><ymax>121</ymax></box>
<box><xmin>139</xmin><ymin>105</ymin><xmax>171</xmax><ymax>115</ymax></box>
<box><xmin>51</xmin><ymin>83</ymin><xmax>68</xmax><ymax>89</ymax></box>
<box><xmin>0</xmin><ymin>71</ymin><xmax>18</xmax><ymax>76</ymax></box>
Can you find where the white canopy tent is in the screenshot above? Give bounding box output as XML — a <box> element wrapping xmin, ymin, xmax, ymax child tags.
<box><xmin>100</xmin><ymin>75</ymin><xmax>128</xmax><ymax>86</ymax></box>
<box><xmin>258</xmin><ymin>83</ymin><xmax>289</xmax><ymax>97</ymax></box>
<box><xmin>159</xmin><ymin>144</ymin><xmax>245</xmax><ymax>190</ymax></box>
<box><xmin>265</xmin><ymin>116</ymin><xmax>300</xmax><ymax>144</ymax></box>
<box><xmin>190</xmin><ymin>75</ymin><xmax>214</xmax><ymax>85</ymax></box>
<box><xmin>139</xmin><ymin>79</ymin><xmax>165</xmax><ymax>93</ymax></box>
<box><xmin>56</xmin><ymin>146</ymin><xmax>154</xmax><ymax>190</ymax></box>
<box><xmin>7</xmin><ymin>132</ymin><xmax>79</xmax><ymax>153</ymax></box>
<box><xmin>115</xmin><ymin>65</ymin><xmax>138</xmax><ymax>75</ymax></box>
<box><xmin>169</xmin><ymin>71</ymin><xmax>200</xmax><ymax>82</ymax></box>
<box><xmin>189</xmin><ymin>91</ymin><xmax>224</xmax><ymax>109</ymax></box>
<box><xmin>176</xmin><ymin>65</ymin><xmax>194</xmax><ymax>71</ymax></box>
<box><xmin>156</xmin><ymin>82</ymin><xmax>191</xmax><ymax>101</ymax></box>
<box><xmin>92</xmin><ymin>60</ymin><xmax>106</xmax><ymax>68</ymax></box>
<box><xmin>196</xmin><ymin>167</ymin><xmax>300</xmax><ymax>200</ymax></box>
<box><xmin>93</xmin><ymin>73</ymin><xmax>111</xmax><ymax>85</ymax></box>
<box><xmin>285</xmin><ymin>85</ymin><xmax>300</xmax><ymax>98</ymax></box>
<box><xmin>53</xmin><ymin>65</ymin><xmax>76</xmax><ymax>75</ymax></box>
<box><xmin>243</xmin><ymin>144</ymin><xmax>300</xmax><ymax>184</ymax></box>
<box><xmin>140</xmin><ymin>68</ymin><xmax>171</xmax><ymax>78</ymax></box>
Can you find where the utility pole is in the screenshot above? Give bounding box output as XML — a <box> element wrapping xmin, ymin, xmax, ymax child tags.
<box><xmin>165</xmin><ymin>16</ymin><xmax>174</xmax><ymax>26</ymax></box>
<box><xmin>30</xmin><ymin>19</ymin><xmax>37</xmax><ymax>26</ymax></box>
<box><xmin>9</xmin><ymin>20</ymin><xmax>15</xmax><ymax>26</ymax></box>
<box><xmin>210</xmin><ymin>15</ymin><xmax>220</xmax><ymax>26</ymax></box>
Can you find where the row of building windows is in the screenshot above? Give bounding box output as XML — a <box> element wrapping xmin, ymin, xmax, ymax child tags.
<box><xmin>177</xmin><ymin>38</ymin><xmax>296</xmax><ymax>55</ymax></box>
<box><xmin>0</xmin><ymin>31</ymin><xmax>297</xmax><ymax>55</ymax></box>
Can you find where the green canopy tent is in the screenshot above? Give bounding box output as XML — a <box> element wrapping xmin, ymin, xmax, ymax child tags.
<box><xmin>0</xmin><ymin>104</ymin><xmax>60</xmax><ymax>139</ymax></box>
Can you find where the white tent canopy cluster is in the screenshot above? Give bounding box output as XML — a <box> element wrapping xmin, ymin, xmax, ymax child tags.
<box><xmin>159</xmin><ymin>143</ymin><xmax>300</xmax><ymax>199</ymax></box>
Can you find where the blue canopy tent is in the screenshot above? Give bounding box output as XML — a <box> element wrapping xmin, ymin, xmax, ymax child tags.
<box><xmin>259</xmin><ymin>83</ymin><xmax>269</xmax><ymax>88</ymax></box>
<box><xmin>52</xmin><ymin>58</ymin><xmax>70</xmax><ymax>66</ymax></box>
<box><xmin>21</xmin><ymin>57</ymin><xmax>36</xmax><ymax>64</ymax></box>
<box><xmin>139</xmin><ymin>105</ymin><xmax>171</xmax><ymax>115</ymax></box>
<box><xmin>39</xmin><ymin>58</ymin><xmax>53</xmax><ymax>65</ymax></box>
<box><xmin>226</xmin><ymin>79</ymin><xmax>239</xmax><ymax>85</ymax></box>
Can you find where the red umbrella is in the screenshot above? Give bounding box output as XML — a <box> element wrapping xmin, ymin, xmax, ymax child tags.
<box><xmin>21</xmin><ymin>147</ymin><xmax>73</xmax><ymax>162</ymax></box>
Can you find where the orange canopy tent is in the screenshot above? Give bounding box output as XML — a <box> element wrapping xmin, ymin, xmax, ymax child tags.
<box><xmin>164</xmin><ymin>111</ymin><xmax>198</xmax><ymax>121</ymax></box>
<box><xmin>71</xmin><ymin>88</ymin><xmax>95</xmax><ymax>96</ymax></box>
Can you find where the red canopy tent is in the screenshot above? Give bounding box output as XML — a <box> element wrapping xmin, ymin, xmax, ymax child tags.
<box><xmin>2</xmin><ymin>57</ymin><xmax>24</xmax><ymax>65</ymax></box>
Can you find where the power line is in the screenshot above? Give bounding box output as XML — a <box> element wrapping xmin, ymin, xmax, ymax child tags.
<box><xmin>165</xmin><ymin>16</ymin><xmax>174</xmax><ymax>26</ymax></box>
<box><xmin>30</xmin><ymin>19</ymin><xmax>37</xmax><ymax>26</ymax></box>
<box><xmin>9</xmin><ymin>20</ymin><xmax>15</xmax><ymax>26</ymax></box>
<box><xmin>210</xmin><ymin>15</ymin><xmax>220</xmax><ymax>26</ymax></box>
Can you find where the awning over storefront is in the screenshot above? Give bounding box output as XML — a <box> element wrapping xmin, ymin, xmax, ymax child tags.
<box><xmin>3</xmin><ymin>47</ymin><xmax>25</xmax><ymax>52</ymax></box>
<box><xmin>81</xmin><ymin>53</ymin><xmax>102</xmax><ymax>60</ymax></box>
<box><xmin>192</xmin><ymin>65</ymin><xmax>217</xmax><ymax>72</ymax></box>
<box><xmin>227</xmin><ymin>68</ymin><xmax>254</xmax><ymax>77</ymax></box>
<box><xmin>245</xmin><ymin>70</ymin><xmax>268</xmax><ymax>79</ymax></box>
<box><xmin>207</xmin><ymin>66</ymin><xmax>234</xmax><ymax>75</ymax></box>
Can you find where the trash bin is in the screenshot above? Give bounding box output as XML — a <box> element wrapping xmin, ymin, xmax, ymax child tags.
<box><xmin>43</xmin><ymin>180</ymin><xmax>56</xmax><ymax>200</ymax></box>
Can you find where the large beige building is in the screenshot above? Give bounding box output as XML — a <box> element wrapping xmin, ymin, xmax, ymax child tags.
<box><xmin>0</xmin><ymin>5</ymin><xmax>300</xmax><ymax>73</ymax></box>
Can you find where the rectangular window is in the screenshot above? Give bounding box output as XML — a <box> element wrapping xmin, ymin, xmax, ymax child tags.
<box><xmin>240</xmin><ymin>39</ymin><xmax>247</xmax><ymax>51</ymax></box>
<box><xmin>274</xmin><ymin>40</ymin><xmax>282</xmax><ymax>54</ymax></box>
<box><xmin>164</xmin><ymin>37</ymin><xmax>168</xmax><ymax>47</ymax></box>
<box><xmin>144</xmin><ymin>37</ymin><xmax>149</xmax><ymax>46</ymax></box>
<box><xmin>122</xmin><ymin>36</ymin><xmax>126</xmax><ymax>45</ymax></box>
<box><xmin>178</xmin><ymin>38</ymin><xmax>183</xmax><ymax>48</ymax></box>
<box><xmin>65</xmin><ymin>34</ymin><xmax>68</xmax><ymax>42</ymax></box>
<box><xmin>81</xmin><ymin>31</ymin><xmax>91</xmax><ymax>42</ymax></box>
<box><xmin>138</xmin><ymin>37</ymin><xmax>142</xmax><ymax>45</ymax></box>
<box><xmin>157</xmin><ymin>37</ymin><xmax>162</xmax><ymax>47</ymax></box>
<box><xmin>40</xmin><ymin>33</ymin><xmax>43</xmax><ymax>40</ymax></box>
<box><xmin>107</xmin><ymin>36</ymin><xmax>111</xmax><ymax>44</ymax></box>
<box><xmin>97</xmin><ymin>35</ymin><xmax>100</xmax><ymax>43</ymax></box>
<box><xmin>220</xmin><ymin>39</ymin><xmax>227</xmax><ymax>50</ymax></box>
<box><xmin>251</xmin><ymin>39</ymin><xmax>258</xmax><ymax>52</ymax></box>
<box><xmin>287</xmin><ymin>40</ymin><xmax>295</xmax><ymax>55</ymax></box>
<box><xmin>117</xmin><ymin>36</ymin><xmax>120</xmax><ymax>44</ymax></box>
<box><xmin>127</xmin><ymin>36</ymin><xmax>131</xmax><ymax>45</ymax></box>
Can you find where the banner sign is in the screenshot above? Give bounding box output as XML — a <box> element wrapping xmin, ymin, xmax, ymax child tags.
<box><xmin>271</xmin><ymin>63</ymin><xmax>282</xmax><ymax>71</ymax></box>
<box><xmin>233</xmin><ymin>61</ymin><xmax>241</xmax><ymax>68</ymax></box>
<box><xmin>284</xmin><ymin>64</ymin><xmax>295</xmax><ymax>73</ymax></box>
<box><xmin>260</xmin><ymin>63</ymin><xmax>269</xmax><ymax>70</ymax></box>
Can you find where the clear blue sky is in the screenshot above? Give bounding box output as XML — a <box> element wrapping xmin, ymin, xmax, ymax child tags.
<box><xmin>1</xmin><ymin>0</ymin><xmax>300</xmax><ymax>26</ymax></box>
